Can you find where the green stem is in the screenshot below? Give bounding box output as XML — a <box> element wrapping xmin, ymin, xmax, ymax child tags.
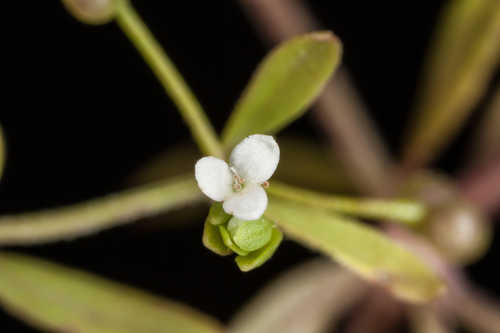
<box><xmin>268</xmin><ymin>181</ymin><xmax>426</xmax><ymax>225</ymax></box>
<box><xmin>115</xmin><ymin>0</ymin><xmax>224</xmax><ymax>158</ymax></box>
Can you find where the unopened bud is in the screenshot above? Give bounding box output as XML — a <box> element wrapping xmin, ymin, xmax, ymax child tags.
<box><xmin>425</xmin><ymin>202</ymin><xmax>492</xmax><ymax>265</ymax></box>
<box><xmin>61</xmin><ymin>0</ymin><xmax>117</xmax><ymax>25</ymax></box>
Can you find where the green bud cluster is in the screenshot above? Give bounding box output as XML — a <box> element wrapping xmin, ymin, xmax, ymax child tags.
<box><xmin>202</xmin><ymin>203</ymin><xmax>283</xmax><ymax>271</ymax></box>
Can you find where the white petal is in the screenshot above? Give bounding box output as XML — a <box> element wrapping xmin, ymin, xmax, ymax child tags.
<box><xmin>229</xmin><ymin>134</ymin><xmax>280</xmax><ymax>183</ymax></box>
<box><xmin>223</xmin><ymin>184</ymin><xmax>268</xmax><ymax>220</ymax></box>
<box><xmin>195</xmin><ymin>157</ymin><xmax>233</xmax><ymax>201</ymax></box>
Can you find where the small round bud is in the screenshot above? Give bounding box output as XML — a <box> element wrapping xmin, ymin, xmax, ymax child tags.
<box><xmin>61</xmin><ymin>0</ymin><xmax>117</xmax><ymax>25</ymax></box>
<box><xmin>425</xmin><ymin>202</ymin><xmax>492</xmax><ymax>265</ymax></box>
<box><xmin>227</xmin><ymin>217</ymin><xmax>273</xmax><ymax>252</ymax></box>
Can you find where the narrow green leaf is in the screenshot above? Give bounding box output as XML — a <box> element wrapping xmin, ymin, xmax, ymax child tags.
<box><xmin>268</xmin><ymin>181</ymin><xmax>427</xmax><ymax>225</ymax></box>
<box><xmin>222</xmin><ymin>32</ymin><xmax>342</xmax><ymax>148</ymax></box>
<box><xmin>235</xmin><ymin>227</ymin><xmax>283</xmax><ymax>272</ymax></box>
<box><xmin>404</xmin><ymin>0</ymin><xmax>500</xmax><ymax>167</ymax></box>
<box><xmin>266</xmin><ymin>199</ymin><xmax>445</xmax><ymax>303</ymax></box>
<box><xmin>202</xmin><ymin>220</ymin><xmax>232</xmax><ymax>256</ymax></box>
<box><xmin>0</xmin><ymin>174</ymin><xmax>203</xmax><ymax>245</ymax></box>
<box><xmin>0</xmin><ymin>252</ymin><xmax>225</xmax><ymax>333</ymax></box>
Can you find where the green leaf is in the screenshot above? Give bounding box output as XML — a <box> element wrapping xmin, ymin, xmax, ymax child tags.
<box><xmin>222</xmin><ymin>32</ymin><xmax>342</xmax><ymax>148</ymax></box>
<box><xmin>235</xmin><ymin>227</ymin><xmax>283</xmax><ymax>272</ymax></box>
<box><xmin>268</xmin><ymin>181</ymin><xmax>427</xmax><ymax>225</ymax></box>
<box><xmin>266</xmin><ymin>199</ymin><xmax>445</xmax><ymax>303</ymax></box>
<box><xmin>404</xmin><ymin>0</ymin><xmax>500</xmax><ymax>167</ymax></box>
<box><xmin>0</xmin><ymin>252</ymin><xmax>225</xmax><ymax>333</ymax></box>
<box><xmin>0</xmin><ymin>174</ymin><xmax>202</xmax><ymax>245</ymax></box>
<box><xmin>202</xmin><ymin>220</ymin><xmax>232</xmax><ymax>256</ymax></box>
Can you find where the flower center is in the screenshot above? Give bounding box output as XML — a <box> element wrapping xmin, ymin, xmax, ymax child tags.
<box><xmin>230</xmin><ymin>166</ymin><xmax>245</xmax><ymax>192</ymax></box>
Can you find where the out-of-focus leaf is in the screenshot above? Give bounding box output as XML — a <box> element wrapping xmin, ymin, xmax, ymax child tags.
<box><xmin>0</xmin><ymin>174</ymin><xmax>203</xmax><ymax>245</ymax></box>
<box><xmin>202</xmin><ymin>220</ymin><xmax>232</xmax><ymax>256</ymax></box>
<box><xmin>268</xmin><ymin>181</ymin><xmax>426</xmax><ymax>225</ymax></box>
<box><xmin>235</xmin><ymin>227</ymin><xmax>283</xmax><ymax>272</ymax></box>
<box><xmin>230</xmin><ymin>260</ymin><xmax>367</xmax><ymax>333</ymax></box>
<box><xmin>222</xmin><ymin>32</ymin><xmax>342</xmax><ymax>149</ymax></box>
<box><xmin>404</xmin><ymin>0</ymin><xmax>500</xmax><ymax>167</ymax></box>
<box><xmin>266</xmin><ymin>199</ymin><xmax>445</xmax><ymax>303</ymax></box>
<box><xmin>0</xmin><ymin>125</ymin><xmax>5</xmax><ymax>181</ymax></box>
<box><xmin>468</xmin><ymin>85</ymin><xmax>500</xmax><ymax>166</ymax></box>
<box><xmin>0</xmin><ymin>252</ymin><xmax>225</xmax><ymax>333</ymax></box>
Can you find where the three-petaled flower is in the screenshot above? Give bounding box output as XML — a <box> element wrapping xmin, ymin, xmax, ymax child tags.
<box><xmin>195</xmin><ymin>134</ymin><xmax>280</xmax><ymax>220</ymax></box>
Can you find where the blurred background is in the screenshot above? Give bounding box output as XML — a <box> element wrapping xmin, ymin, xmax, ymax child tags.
<box><xmin>0</xmin><ymin>1</ymin><xmax>498</xmax><ymax>331</ymax></box>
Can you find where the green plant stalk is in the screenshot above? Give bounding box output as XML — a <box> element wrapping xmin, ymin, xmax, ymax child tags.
<box><xmin>268</xmin><ymin>181</ymin><xmax>426</xmax><ymax>225</ymax></box>
<box><xmin>0</xmin><ymin>174</ymin><xmax>202</xmax><ymax>245</ymax></box>
<box><xmin>115</xmin><ymin>0</ymin><xmax>224</xmax><ymax>158</ymax></box>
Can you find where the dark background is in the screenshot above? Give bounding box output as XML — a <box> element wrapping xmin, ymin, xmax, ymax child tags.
<box><xmin>0</xmin><ymin>1</ymin><xmax>498</xmax><ymax>331</ymax></box>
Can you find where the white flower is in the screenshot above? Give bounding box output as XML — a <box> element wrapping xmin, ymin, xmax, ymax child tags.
<box><xmin>195</xmin><ymin>134</ymin><xmax>280</xmax><ymax>220</ymax></box>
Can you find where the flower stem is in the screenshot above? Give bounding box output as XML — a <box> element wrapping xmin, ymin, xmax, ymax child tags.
<box><xmin>115</xmin><ymin>0</ymin><xmax>224</xmax><ymax>158</ymax></box>
<box><xmin>268</xmin><ymin>181</ymin><xmax>427</xmax><ymax>225</ymax></box>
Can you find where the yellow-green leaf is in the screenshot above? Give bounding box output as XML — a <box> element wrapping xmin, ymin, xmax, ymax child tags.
<box><xmin>266</xmin><ymin>199</ymin><xmax>445</xmax><ymax>303</ymax></box>
<box><xmin>268</xmin><ymin>181</ymin><xmax>426</xmax><ymax>225</ymax></box>
<box><xmin>0</xmin><ymin>252</ymin><xmax>225</xmax><ymax>333</ymax></box>
<box><xmin>404</xmin><ymin>0</ymin><xmax>500</xmax><ymax>167</ymax></box>
<box><xmin>0</xmin><ymin>174</ymin><xmax>202</xmax><ymax>245</ymax></box>
<box><xmin>222</xmin><ymin>32</ymin><xmax>342</xmax><ymax>149</ymax></box>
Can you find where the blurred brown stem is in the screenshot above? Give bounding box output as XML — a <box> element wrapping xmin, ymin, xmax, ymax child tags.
<box><xmin>459</xmin><ymin>153</ymin><xmax>500</xmax><ymax>215</ymax></box>
<box><xmin>238</xmin><ymin>0</ymin><xmax>392</xmax><ymax>195</ymax></box>
<box><xmin>343</xmin><ymin>288</ymin><xmax>403</xmax><ymax>333</ymax></box>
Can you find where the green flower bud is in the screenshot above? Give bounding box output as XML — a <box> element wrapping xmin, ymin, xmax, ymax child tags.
<box><xmin>425</xmin><ymin>202</ymin><xmax>492</xmax><ymax>265</ymax></box>
<box><xmin>206</xmin><ymin>202</ymin><xmax>231</xmax><ymax>226</ymax></box>
<box><xmin>61</xmin><ymin>0</ymin><xmax>117</xmax><ymax>25</ymax></box>
<box><xmin>227</xmin><ymin>217</ymin><xmax>273</xmax><ymax>252</ymax></box>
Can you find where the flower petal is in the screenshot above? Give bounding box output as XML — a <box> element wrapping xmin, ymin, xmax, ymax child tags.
<box><xmin>223</xmin><ymin>184</ymin><xmax>268</xmax><ymax>220</ymax></box>
<box><xmin>195</xmin><ymin>157</ymin><xmax>233</xmax><ymax>201</ymax></box>
<box><xmin>230</xmin><ymin>134</ymin><xmax>280</xmax><ymax>183</ymax></box>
